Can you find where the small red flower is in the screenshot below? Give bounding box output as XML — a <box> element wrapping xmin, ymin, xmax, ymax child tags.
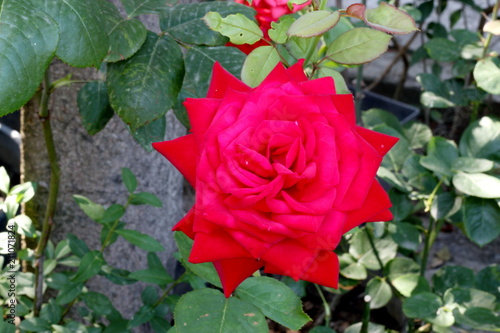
<box><xmin>153</xmin><ymin>61</ymin><xmax>398</xmax><ymax>297</ymax></box>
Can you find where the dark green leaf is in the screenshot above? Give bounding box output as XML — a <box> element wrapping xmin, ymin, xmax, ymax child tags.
<box><xmin>56</xmin><ymin>282</ymin><xmax>84</xmax><ymax>305</ymax></box>
<box><xmin>160</xmin><ymin>2</ymin><xmax>256</xmax><ymax>46</ymax></box>
<box><xmin>77</xmin><ymin>81</ymin><xmax>114</xmax><ymax>135</ymax></box>
<box><xmin>18</xmin><ymin>318</ymin><xmax>51</xmax><ymax>332</ymax></box>
<box><xmin>372</xmin><ymin>124</ymin><xmax>411</xmax><ymax>171</ymax></box>
<box><xmin>122</xmin><ymin>0</ymin><xmax>174</xmax><ymax>17</ymax></box>
<box><xmin>39</xmin><ymin>0</ymin><xmax>109</xmax><ymax>67</ymax></box>
<box><xmin>365</xmin><ymin>277</ymin><xmax>392</xmax><ymax>309</ymax></box>
<box><xmin>115</xmin><ymin>229</ymin><xmax>165</xmax><ymax>252</ymax></box>
<box><xmin>443</xmin><ymin>287</ymin><xmax>496</xmax><ymax>310</ymax></box>
<box><xmin>183</xmin><ymin>46</ymin><xmax>246</xmax><ymax>98</ymax></box>
<box><xmin>67</xmin><ymin>234</ymin><xmax>90</xmax><ymax>258</ymax></box>
<box><xmin>0</xmin><ymin>0</ymin><xmax>58</xmax><ymax>116</ymax></box>
<box><xmin>453</xmin><ymin>307</ymin><xmax>500</xmax><ymax>330</ymax></box>
<box><xmin>175</xmin><ymin>288</ymin><xmax>268</xmax><ymax>333</ymax></box>
<box><xmin>280</xmin><ymin>276</ymin><xmax>308</xmax><ymax>298</ymax></box>
<box><xmin>100</xmin><ymin>267</ymin><xmax>136</xmax><ymax>285</ymax></box>
<box><xmin>424</xmin><ymin>38</ymin><xmax>460</xmax><ymax>62</ymax></box>
<box><xmin>130</xmin><ymin>116</ymin><xmax>166</xmax><ymax>152</ymax></box>
<box><xmin>420</xmin><ymin>136</ymin><xmax>458</xmax><ymax>177</ymax></box>
<box><xmin>107</xmin><ymin>31</ymin><xmax>184</xmax><ymax>131</ymax></box>
<box><xmin>130</xmin><ymin>192</ymin><xmax>163</xmax><ymax>207</ymax></box>
<box><xmin>236</xmin><ymin>277</ymin><xmax>311</xmax><ymax>330</ymax></box>
<box><xmin>129</xmin><ymin>268</ymin><xmax>173</xmax><ymax>285</ymax></box>
<box><xmin>403</xmin><ymin>292</ymin><xmax>442</xmax><ymax>319</ymax></box>
<box><xmin>362</xmin><ymin>108</ymin><xmax>404</xmax><ymax>134</ymax></box>
<box><xmin>475</xmin><ymin>265</ymin><xmax>500</xmax><ymax>299</ymax></box>
<box><xmin>459</xmin><ymin>116</ymin><xmax>500</xmax><ymax>162</ymax></box>
<box><xmin>403</xmin><ymin>122</ymin><xmax>432</xmax><ymax>149</ymax></box>
<box><xmin>83</xmin><ymin>292</ymin><xmax>113</xmax><ymax>315</ymax></box>
<box><xmin>142</xmin><ymin>286</ymin><xmax>159</xmax><ymax>305</ymax></box>
<box><xmin>100</xmin><ymin>221</ymin><xmax>125</xmax><ymax>247</ymax></box>
<box><xmin>463</xmin><ymin>198</ymin><xmax>500</xmax><ymax>246</ymax></box>
<box><xmin>99</xmin><ymin>204</ymin><xmax>126</xmax><ymax>224</ymax></box>
<box><xmin>39</xmin><ymin>299</ymin><xmax>62</xmax><ymax>324</ymax></box>
<box><xmin>71</xmin><ymin>250</ymin><xmax>105</xmax><ymax>283</ymax></box>
<box><xmin>121</xmin><ymin>167</ymin><xmax>137</xmax><ymax>193</ymax></box>
<box><xmin>389</xmin><ymin>222</ymin><xmax>421</xmax><ymax>251</ymax></box>
<box><xmin>432</xmin><ymin>265</ymin><xmax>474</xmax><ymax>295</ymax></box>
<box><xmin>389</xmin><ymin>190</ymin><xmax>412</xmax><ymax>222</ymax></box>
<box><xmin>100</xmin><ymin>1</ymin><xmax>147</xmax><ymax>63</ymax></box>
<box><xmin>430</xmin><ymin>192</ymin><xmax>461</xmax><ymax>220</ymax></box>
<box><xmin>174</xmin><ymin>232</ymin><xmax>222</xmax><ymax>288</ymax></box>
<box><xmin>128</xmin><ymin>305</ymin><xmax>155</xmax><ymax>328</ymax></box>
<box><xmin>151</xmin><ymin>317</ymin><xmax>171</xmax><ymax>333</ymax></box>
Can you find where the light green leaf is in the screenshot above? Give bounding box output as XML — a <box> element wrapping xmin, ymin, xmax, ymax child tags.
<box><xmin>13</xmin><ymin>214</ymin><xmax>36</xmax><ymax>237</ymax></box>
<box><xmin>287</xmin><ymin>10</ymin><xmax>340</xmax><ymax>38</ymax></box>
<box><xmin>19</xmin><ymin>318</ymin><xmax>51</xmax><ymax>332</ymax></box>
<box><xmin>236</xmin><ymin>277</ymin><xmax>311</xmax><ymax>330</ymax></box>
<box><xmin>453</xmin><ymin>307</ymin><xmax>500</xmax><ymax>331</ymax></box>
<box><xmin>0</xmin><ymin>167</ymin><xmax>10</xmax><ymax>194</ymax></box>
<box><xmin>341</xmin><ymin>262</ymin><xmax>367</xmax><ymax>280</ymax></box>
<box><xmin>366</xmin><ymin>277</ymin><xmax>392</xmax><ymax>309</ymax></box>
<box><xmin>326</xmin><ymin>28</ymin><xmax>391</xmax><ymax>65</ymax></box>
<box><xmin>130</xmin><ymin>192</ymin><xmax>162</xmax><ymax>207</ymax></box>
<box><xmin>107</xmin><ymin>31</ymin><xmax>184</xmax><ymax>131</ymax></box>
<box><xmin>160</xmin><ymin>2</ymin><xmax>256</xmax><ymax>46</ymax></box>
<box><xmin>269</xmin><ymin>16</ymin><xmax>295</xmax><ymax>43</ymax></box>
<box><xmin>241</xmin><ymin>46</ymin><xmax>280</xmax><ymax>87</ymax></box>
<box><xmin>474</xmin><ymin>57</ymin><xmax>500</xmax><ymax>94</ymax></box>
<box><xmin>484</xmin><ymin>19</ymin><xmax>500</xmax><ymax>35</ymax></box>
<box><xmin>129</xmin><ymin>268</ymin><xmax>174</xmax><ymax>285</ymax></box>
<box><xmin>459</xmin><ymin>116</ymin><xmax>500</xmax><ymax>162</ymax></box>
<box><xmin>463</xmin><ymin>198</ymin><xmax>500</xmax><ymax>246</ymax></box>
<box><xmin>0</xmin><ymin>0</ymin><xmax>58</xmax><ymax>116</ymax></box>
<box><xmin>100</xmin><ymin>1</ymin><xmax>147</xmax><ymax>62</ymax></box>
<box><xmin>403</xmin><ymin>122</ymin><xmax>432</xmax><ymax>149</ymax></box>
<box><xmin>344</xmin><ymin>322</ymin><xmax>385</xmax><ymax>333</ymax></box>
<box><xmin>444</xmin><ymin>287</ymin><xmax>496</xmax><ymax>311</ymax></box>
<box><xmin>365</xmin><ymin>2</ymin><xmax>418</xmax><ymax>34</ymax></box>
<box><xmin>453</xmin><ymin>173</ymin><xmax>500</xmax><ymax>198</ymax></box>
<box><xmin>77</xmin><ymin>81</ymin><xmax>113</xmax><ymax>135</ymax></box>
<box><xmin>204</xmin><ymin>12</ymin><xmax>262</xmax><ymax>45</ymax></box>
<box><xmin>175</xmin><ymin>288</ymin><xmax>268</xmax><ymax>333</ymax></box>
<box><xmin>403</xmin><ymin>292</ymin><xmax>442</xmax><ymax>319</ymax></box>
<box><xmin>420</xmin><ymin>137</ymin><xmax>458</xmax><ymax>177</ymax></box>
<box><xmin>39</xmin><ymin>0</ymin><xmax>109</xmax><ymax>67</ymax></box>
<box><xmin>349</xmin><ymin>231</ymin><xmax>398</xmax><ymax>270</ymax></box>
<box><xmin>315</xmin><ymin>63</ymin><xmax>350</xmax><ymax>94</ymax></box>
<box><xmin>452</xmin><ymin>157</ymin><xmax>495</xmax><ymax>173</ymax></box>
<box><xmin>72</xmin><ymin>195</ymin><xmax>105</xmax><ymax>222</ymax></box>
<box><xmin>430</xmin><ymin>192</ymin><xmax>462</xmax><ymax>221</ymax></box>
<box><xmin>115</xmin><ymin>229</ymin><xmax>165</xmax><ymax>252</ymax></box>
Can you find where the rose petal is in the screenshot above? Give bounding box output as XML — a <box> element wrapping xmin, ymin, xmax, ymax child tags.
<box><xmin>213</xmin><ymin>258</ymin><xmax>264</xmax><ymax>297</ymax></box>
<box><xmin>299</xmin><ymin>77</ymin><xmax>336</xmax><ymax>95</ymax></box>
<box><xmin>152</xmin><ymin>134</ymin><xmax>197</xmax><ymax>187</ymax></box>
<box><xmin>189</xmin><ymin>230</ymin><xmax>253</xmax><ymax>263</ymax></box>
<box><xmin>172</xmin><ymin>207</ymin><xmax>196</xmax><ymax>239</ymax></box>
<box><xmin>207</xmin><ymin>62</ymin><xmax>251</xmax><ymax>99</ymax></box>
<box><xmin>356</xmin><ymin>126</ymin><xmax>399</xmax><ymax>156</ymax></box>
<box><xmin>185</xmin><ymin>98</ymin><xmax>221</xmax><ymax>145</ymax></box>
<box><xmin>331</xmin><ymin>94</ymin><xmax>356</xmax><ymax>127</ymax></box>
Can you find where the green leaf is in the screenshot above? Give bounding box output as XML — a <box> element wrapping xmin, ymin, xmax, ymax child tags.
<box><xmin>420</xmin><ymin>137</ymin><xmax>458</xmax><ymax>177</ymax></box>
<box><xmin>344</xmin><ymin>322</ymin><xmax>385</xmax><ymax>333</ymax></box>
<box><xmin>0</xmin><ymin>0</ymin><xmax>58</xmax><ymax>116</ymax></box>
<box><xmin>115</xmin><ymin>229</ymin><xmax>165</xmax><ymax>252</ymax></box>
<box><xmin>142</xmin><ymin>286</ymin><xmax>159</xmax><ymax>306</ymax></box>
<box><xmin>39</xmin><ymin>0</ymin><xmax>109</xmax><ymax>67</ymax></box>
<box><xmin>444</xmin><ymin>287</ymin><xmax>496</xmax><ymax>311</ymax></box>
<box><xmin>315</xmin><ymin>63</ymin><xmax>350</xmax><ymax>94</ymax></box>
<box><xmin>476</xmin><ymin>265</ymin><xmax>500</xmax><ymax>299</ymax></box>
<box><xmin>56</xmin><ymin>282</ymin><xmax>84</xmax><ymax>305</ymax></box>
<box><xmin>40</xmin><ymin>299</ymin><xmax>63</xmax><ymax>324</ymax></box>
<box><xmin>100</xmin><ymin>267</ymin><xmax>136</xmax><ymax>285</ymax></box>
<box><xmin>0</xmin><ymin>167</ymin><xmax>9</xmax><ymax>194</ymax></box>
<box><xmin>403</xmin><ymin>292</ymin><xmax>442</xmax><ymax>319</ymax></box>
<box><xmin>183</xmin><ymin>46</ymin><xmax>246</xmax><ymax>98</ymax></box>
<box><xmin>72</xmin><ymin>195</ymin><xmax>105</xmax><ymax>221</ymax></box>
<box><xmin>174</xmin><ymin>232</ymin><xmax>222</xmax><ymax>288</ymax></box>
<box><xmin>128</xmin><ymin>305</ymin><xmax>155</xmax><ymax>328</ymax></box>
<box><xmin>13</xmin><ymin>214</ymin><xmax>36</xmax><ymax>237</ymax></box>
<box><xmin>100</xmin><ymin>1</ymin><xmax>147</xmax><ymax>63</ymax></box>
<box><xmin>129</xmin><ymin>268</ymin><xmax>173</xmax><ymax>285</ymax></box>
<box><xmin>107</xmin><ymin>31</ymin><xmax>184</xmax><ymax>131</ymax></box>
<box><xmin>19</xmin><ymin>318</ymin><xmax>51</xmax><ymax>332</ymax></box>
<box><xmin>160</xmin><ymin>2</ymin><xmax>256</xmax><ymax>46</ymax></box>
<box><xmin>424</xmin><ymin>38</ymin><xmax>461</xmax><ymax>63</ymax></box>
<box><xmin>432</xmin><ymin>265</ymin><xmax>475</xmax><ymax>295</ymax></box>
<box><xmin>452</xmin><ymin>157</ymin><xmax>494</xmax><ymax>173</ymax></box>
<box><xmin>269</xmin><ymin>16</ymin><xmax>295</xmax><ymax>43</ymax></box>
<box><xmin>121</xmin><ymin>167</ymin><xmax>137</xmax><ymax>193</ymax></box>
<box><xmin>326</xmin><ymin>28</ymin><xmax>391</xmax><ymax>65</ymax></box>
<box><xmin>349</xmin><ymin>231</ymin><xmax>398</xmax><ymax>270</ymax></box>
<box><xmin>365</xmin><ymin>2</ymin><xmax>418</xmax><ymax>34</ymax></box>
<box><xmin>67</xmin><ymin>234</ymin><xmax>90</xmax><ymax>258</ymax></box>
<box><xmin>365</xmin><ymin>277</ymin><xmax>392</xmax><ymax>309</ymax></box>
<box><xmin>54</xmin><ymin>240</ymin><xmax>71</xmax><ymax>259</ymax></box>
<box><xmin>453</xmin><ymin>173</ymin><xmax>500</xmax><ymax>199</ymax></box>
<box><xmin>474</xmin><ymin>57</ymin><xmax>500</xmax><ymax>94</ymax></box>
<box><xmin>175</xmin><ymin>288</ymin><xmax>268</xmax><ymax>333</ymax></box>
<box><xmin>453</xmin><ymin>307</ymin><xmax>500</xmax><ymax>330</ymax></box>
<box><xmin>459</xmin><ymin>116</ymin><xmax>500</xmax><ymax>162</ymax></box>
<box><xmin>341</xmin><ymin>262</ymin><xmax>367</xmax><ymax>280</ymax></box>
<box><xmin>389</xmin><ymin>191</ymin><xmax>412</xmax><ymax>222</ymax></box>
<box><xmin>403</xmin><ymin>122</ymin><xmax>432</xmax><ymax>149</ymax></box>
<box><xmin>71</xmin><ymin>250</ymin><xmax>105</xmax><ymax>283</ymax></box>
<box><xmin>285</xmin><ymin>36</ymin><xmax>316</xmax><ymax>61</ymax></box>
<box><xmin>130</xmin><ymin>192</ymin><xmax>162</xmax><ymax>207</ymax></box>
<box><xmin>387</xmin><ymin>257</ymin><xmax>422</xmax><ymax>297</ymax></box>
<box><xmin>9</xmin><ymin>181</ymin><xmax>37</xmax><ymax>203</ymax></box>
<box><xmin>82</xmin><ymin>292</ymin><xmax>113</xmax><ymax>315</ymax></box>
<box><xmin>101</xmin><ymin>221</ymin><xmax>125</xmax><ymax>247</ymax></box>
<box><xmin>388</xmin><ymin>222</ymin><xmax>421</xmax><ymax>251</ymax></box>
<box><xmin>122</xmin><ymin>0</ymin><xmax>173</xmax><ymax>18</ymax></box>
<box><xmin>430</xmin><ymin>192</ymin><xmax>461</xmax><ymax>220</ymax></box>
<box><xmin>130</xmin><ymin>116</ymin><xmax>166</xmax><ymax>152</ymax></box>
<box><xmin>236</xmin><ymin>277</ymin><xmax>311</xmax><ymax>330</ymax></box>
<box><xmin>99</xmin><ymin>204</ymin><xmax>126</xmax><ymax>224</ymax></box>
<box><xmin>77</xmin><ymin>81</ymin><xmax>113</xmax><ymax>135</ymax></box>
<box><xmin>204</xmin><ymin>12</ymin><xmax>263</xmax><ymax>45</ymax></box>
<box><xmin>362</xmin><ymin>109</ymin><xmax>404</xmax><ymax>134</ymax></box>
<box><xmin>463</xmin><ymin>198</ymin><xmax>500</xmax><ymax>246</ymax></box>
<box><xmin>241</xmin><ymin>46</ymin><xmax>281</xmax><ymax>87</ymax></box>
<box><xmin>484</xmin><ymin>19</ymin><xmax>500</xmax><ymax>35</ymax></box>
<box><xmin>287</xmin><ymin>10</ymin><xmax>340</xmax><ymax>38</ymax></box>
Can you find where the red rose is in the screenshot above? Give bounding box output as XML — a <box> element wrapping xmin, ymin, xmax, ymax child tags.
<box><xmin>228</xmin><ymin>0</ymin><xmax>311</xmax><ymax>54</ymax></box>
<box><xmin>153</xmin><ymin>60</ymin><xmax>398</xmax><ymax>297</ymax></box>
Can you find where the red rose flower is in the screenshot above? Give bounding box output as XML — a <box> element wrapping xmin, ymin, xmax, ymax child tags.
<box><xmin>153</xmin><ymin>60</ymin><xmax>398</xmax><ymax>297</ymax></box>
<box><xmin>228</xmin><ymin>0</ymin><xmax>311</xmax><ymax>54</ymax></box>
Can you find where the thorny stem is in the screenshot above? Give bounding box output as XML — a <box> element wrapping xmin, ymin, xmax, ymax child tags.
<box><xmin>364</xmin><ymin>227</ymin><xmax>384</xmax><ymax>271</ymax></box>
<box><xmin>314</xmin><ymin>283</ymin><xmax>332</xmax><ymax>327</ymax></box>
<box><xmin>482</xmin><ymin>0</ymin><xmax>500</xmax><ymax>58</ymax></box>
<box><xmin>34</xmin><ymin>69</ymin><xmax>60</xmax><ymax>316</ymax></box>
<box><xmin>360</xmin><ymin>295</ymin><xmax>371</xmax><ymax>333</ymax></box>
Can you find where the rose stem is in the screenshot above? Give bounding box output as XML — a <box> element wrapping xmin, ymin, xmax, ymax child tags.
<box><xmin>314</xmin><ymin>283</ymin><xmax>332</xmax><ymax>327</ymax></box>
